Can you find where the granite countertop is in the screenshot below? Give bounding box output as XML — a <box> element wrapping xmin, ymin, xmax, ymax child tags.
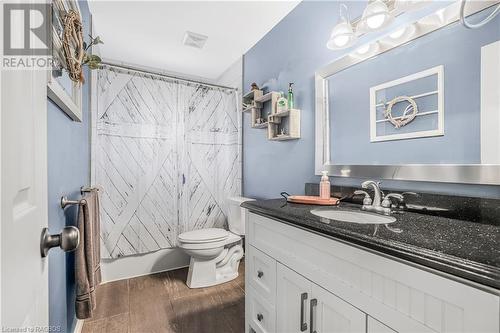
<box><xmin>242</xmin><ymin>199</ymin><xmax>500</xmax><ymax>290</ymax></box>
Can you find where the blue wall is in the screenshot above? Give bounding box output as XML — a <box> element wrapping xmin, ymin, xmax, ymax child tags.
<box><xmin>48</xmin><ymin>2</ymin><xmax>91</xmax><ymax>332</ymax></box>
<box><xmin>243</xmin><ymin>1</ymin><xmax>500</xmax><ymax>199</ymax></box>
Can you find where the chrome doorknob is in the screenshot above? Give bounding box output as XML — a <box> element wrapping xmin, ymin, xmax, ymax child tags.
<box><xmin>40</xmin><ymin>226</ymin><xmax>80</xmax><ymax>257</ymax></box>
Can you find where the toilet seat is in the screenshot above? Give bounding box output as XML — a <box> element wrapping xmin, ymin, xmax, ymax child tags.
<box><xmin>178</xmin><ymin>228</ymin><xmax>241</xmax><ymax>250</ymax></box>
<box><xmin>179</xmin><ymin>228</ymin><xmax>228</xmax><ymax>244</ymax></box>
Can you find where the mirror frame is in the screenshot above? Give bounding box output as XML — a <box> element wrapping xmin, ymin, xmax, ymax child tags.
<box><xmin>315</xmin><ymin>1</ymin><xmax>500</xmax><ymax>185</ymax></box>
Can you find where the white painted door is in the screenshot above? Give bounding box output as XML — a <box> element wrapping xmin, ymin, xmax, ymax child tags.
<box><xmin>310</xmin><ymin>284</ymin><xmax>366</xmax><ymax>333</ymax></box>
<box><xmin>0</xmin><ymin>1</ymin><xmax>49</xmax><ymax>330</ymax></box>
<box><xmin>277</xmin><ymin>263</ymin><xmax>312</xmax><ymax>333</ymax></box>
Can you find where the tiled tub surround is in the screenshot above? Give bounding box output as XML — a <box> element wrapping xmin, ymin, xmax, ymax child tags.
<box><xmin>242</xmin><ymin>186</ymin><xmax>500</xmax><ymax>290</ymax></box>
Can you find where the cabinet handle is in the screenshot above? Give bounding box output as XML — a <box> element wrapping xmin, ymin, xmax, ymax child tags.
<box><xmin>257</xmin><ymin>313</ymin><xmax>263</xmax><ymax>322</ymax></box>
<box><xmin>257</xmin><ymin>270</ymin><xmax>263</xmax><ymax>278</ymax></box>
<box><xmin>300</xmin><ymin>292</ymin><xmax>308</xmax><ymax>331</ymax></box>
<box><xmin>310</xmin><ymin>299</ymin><xmax>318</xmax><ymax>333</ymax></box>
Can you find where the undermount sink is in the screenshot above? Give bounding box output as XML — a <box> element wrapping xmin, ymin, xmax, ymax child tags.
<box><xmin>310</xmin><ymin>209</ymin><xmax>396</xmax><ymax>224</ymax></box>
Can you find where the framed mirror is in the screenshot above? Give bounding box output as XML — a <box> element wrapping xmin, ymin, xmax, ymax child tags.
<box><xmin>315</xmin><ymin>1</ymin><xmax>500</xmax><ymax>185</ymax></box>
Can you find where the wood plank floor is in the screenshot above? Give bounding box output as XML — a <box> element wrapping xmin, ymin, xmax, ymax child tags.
<box><xmin>82</xmin><ymin>262</ymin><xmax>245</xmax><ymax>333</ymax></box>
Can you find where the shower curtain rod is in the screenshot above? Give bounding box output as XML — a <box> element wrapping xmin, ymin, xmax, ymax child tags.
<box><xmin>100</xmin><ymin>61</ymin><xmax>238</xmax><ymax>91</ymax></box>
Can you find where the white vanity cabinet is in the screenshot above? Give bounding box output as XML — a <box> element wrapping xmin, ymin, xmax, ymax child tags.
<box><xmin>276</xmin><ymin>263</ymin><xmax>366</xmax><ymax>333</ymax></box>
<box><xmin>245</xmin><ymin>212</ymin><xmax>500</xmax><ymax>333</ymax></box>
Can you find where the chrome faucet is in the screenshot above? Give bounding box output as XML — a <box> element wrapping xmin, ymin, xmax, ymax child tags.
<box><xmin>357</xmin><ymin>180</ymin><xmax>404</xmax><ymax>216</ymax></box>
<box><xmin>361</xmin><ymin>180</ymin><xmax>382</xmax><ymax>207</ymax></box>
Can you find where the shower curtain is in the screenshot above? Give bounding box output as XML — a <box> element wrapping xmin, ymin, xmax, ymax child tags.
<box><xmin>92</xmin><ymin>65</ymin><xmax>241</xmax><ymax>258</ymax></box>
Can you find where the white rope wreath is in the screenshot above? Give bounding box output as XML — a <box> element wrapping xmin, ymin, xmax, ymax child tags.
<box><xmin>383</xmin><ymin>96</ymin><xmax>418</xmax><ymax>129</ymax></box>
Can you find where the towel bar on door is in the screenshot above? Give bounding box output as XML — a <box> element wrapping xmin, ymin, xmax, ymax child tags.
<box><xmin>80</xmin><ymin>185</ymin><xmax>100</xmax><ymax>194</ymax></box>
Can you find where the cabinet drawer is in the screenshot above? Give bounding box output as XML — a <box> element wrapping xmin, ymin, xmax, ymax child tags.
<box><xmin>248</xmin><ymin>245</ymin><xmax>276</xmax><ymax>304</ymax></box>
<box><xmin>247</xmin><ymin>286</ymin><xmax>276</xmax><ymax>333</ymax></box>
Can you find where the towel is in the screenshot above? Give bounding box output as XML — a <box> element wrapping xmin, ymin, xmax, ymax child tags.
<box><xmin>75</xmin><ymin>189</ymin><xmax>102</xmax><ymax>319</ymax></box>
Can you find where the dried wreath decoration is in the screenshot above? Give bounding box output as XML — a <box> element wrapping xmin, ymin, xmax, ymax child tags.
<box><xmin>62</xmin><ymin>10</ymin><xmax>84</xmax><ymax>83</ymax></box>
<box><xmin>383</xmin><ymin>96</ymin><xmax>418</xmax><ymax>129</ymax></box>
<box><xmin>62</xmin><ymin>10</ymin><xmax>103</xmax><ymax>84</ymax></box>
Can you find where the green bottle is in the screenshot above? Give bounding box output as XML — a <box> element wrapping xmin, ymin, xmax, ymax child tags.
<box><xmin>287</xmin><ymin>83</ymin><xmax>294</xmax><ymax>109</ymax></box>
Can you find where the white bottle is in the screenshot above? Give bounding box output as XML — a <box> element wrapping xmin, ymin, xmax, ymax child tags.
<box><xmin>319</xmin><ymin>171</ymin><xmax>331</xmax><ymax>199</ymax></box>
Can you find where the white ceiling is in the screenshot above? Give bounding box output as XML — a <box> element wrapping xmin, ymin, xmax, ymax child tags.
<box><xmin>89</xmin><ymin>1</ymin><xmax>300</xmax><ymax>80</ymax></box>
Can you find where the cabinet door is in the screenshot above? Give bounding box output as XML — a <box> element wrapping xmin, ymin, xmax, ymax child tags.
<box><xmin>277</xmin><ymin>264</ymin><xmax>312</xmax><ymax>333</ymax></box>
<box><xmin>310</xmin><ymin>284</ymin><xmax>366</xmax><ymax>333</ymax></box>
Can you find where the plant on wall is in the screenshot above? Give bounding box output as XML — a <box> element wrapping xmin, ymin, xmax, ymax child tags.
<box><xmin>83</xmin><ymin>35</ymin><xmax>104</xmax><ymax>70</ymax></box>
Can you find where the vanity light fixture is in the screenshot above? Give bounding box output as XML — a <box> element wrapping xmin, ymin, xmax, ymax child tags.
<box><xmin>389</xmin><ymin>26</ymin><xmax>406</xmax><ymax>39</ymax></box>
<box><xmin>388</xmin><ymin>24</ymin><xmax>416</xmax><ymax>41</ymax></box>
<box><xmin>395</xmin><ymin>0</ymin><xmax>428</xmax><ymax>12</ymax></box>
<box><xmin>355</xmin><ymin>42</ymin><xmax>380</xmax><ymax>57</ymax></box>
<box><xmin>359</xmin><ymin>0</ymin><xmax>394</xmax><ymax>32</ymax></box>
<box><xmin>327</xmin><ymin>4</ymin><xmax>357</xmax><ymax>50</ymax></box>
<box><xmin>326</xmin><ymin>0</ymin><xmax>423</xmax><ymax>51</ymax></box>
<box><xmin>356</xmin><ymin>44</ymin><xmax>371</xmax><ymax>54</ymax></box>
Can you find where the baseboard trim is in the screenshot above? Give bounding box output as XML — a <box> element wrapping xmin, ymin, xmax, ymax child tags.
<box><xmin>100</xmin><ymin>264</ymin><xmax>190</xmax><ymax>285</ymax></box>
<box><xmin>73</xmin><ymin>319</ymin><xmax>84</xmax><ymax>333</ymax></box>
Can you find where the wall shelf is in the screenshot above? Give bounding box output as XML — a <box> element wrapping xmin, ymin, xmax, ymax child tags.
<box><xmin>270</xmin><ymin>135</ymin><xmax>299</xmax><ymax>141</ymax></box>
<box><xmin>252</xmin><ymin>122</ymin><xmax>269</xmax><ymax>129</ymax></box>
<box><xmin>242</xmin><ymin>89</ymin><xmax>263</xmax><ymax>114</ymax></box>
<box><xmin>243</xmin><ymin>105</ymin><xmax>259</xmax><ymax>113</ymax></box>
<box><xmin>243</xmin><ymin>88</ymin><xmax>301</xmax><ymax>141</ymax></box>
<box><xmin>243</xmin><ymin>89</ymin><xmax>263</xmax><ymax>103</ymax></box>
<box><xmin>268</xmin><ymin>109</ymin><xmax>301</xmax><ymax>140</ymax></box>
<box><xmin>255</xmin><ymin>91</ymin><xmax>280</xmax><ymax>104</ymax></box>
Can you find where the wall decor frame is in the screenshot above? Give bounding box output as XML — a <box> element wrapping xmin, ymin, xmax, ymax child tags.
<box><xmin>314</xmin><ymin>1</ymin><xmax>500</xmax><ymax>185</ymax></box>
<box><xmin>369</xmin><ymin>65</ymin><xmax>444</xmax><ymax>142</ymax></box>
<box><xmin>47</xmin><ymin>0</ymin><xmax>83</xmax><ymax>122</ymax></box>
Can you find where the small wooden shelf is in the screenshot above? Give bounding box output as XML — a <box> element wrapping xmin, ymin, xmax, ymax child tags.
<box><xmin>242</xmin><ymin>89</ymin><xmax>263</xmax><ymax>114</ymax></box>
<box><xmin>268</xmin><ymin>108</ymin><xmax>301</xmax><ymax>140</ymax></box>
<box><xmin>255</xmin><ymin>91</ymin><xmax>279</xmax><ymax>103</ymax></box>
<box><xmin>270</xmin><ymin>135</ymin><xmax>299</xmax><ymax>141</ymax></box>
<box><xmin>243</xmin><ymin>87</ymin><xmax>301</xmax><ymax>141</ymax></box>
<box><xmin>243</xmin><ymin>105</ymin><xmax>260</xmax><ymax>113</ymax></box>
<box><xmin>252</xmin><ymin>122</ymin><xmax>268</xmax><ymax>129</ymax></box>
<box><xmin>274</xmin><ymin>109</ymin><xmax>296</xmax><ymax>117</ymax></box>
<box><xmin>243</xmin><ymin>89</ymin><xmax>263</xmax><ymax>102</ymax></box>
<box><xmin>246</xmin><ymin>90</ymin><xmax>280</xmax><ymax>129</ymax></box>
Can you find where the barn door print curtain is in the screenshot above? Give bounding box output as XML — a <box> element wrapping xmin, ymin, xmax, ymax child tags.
<box><xmin>92</xmin><ymin>65</ymin><xmax>241</xmax><ymax>258</ymax></box>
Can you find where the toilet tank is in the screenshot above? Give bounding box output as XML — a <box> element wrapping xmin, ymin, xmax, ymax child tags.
<box><xmin>227</xmin><ymin>196</ymin><xmax>255</xmax><ymax>236</ymax></box>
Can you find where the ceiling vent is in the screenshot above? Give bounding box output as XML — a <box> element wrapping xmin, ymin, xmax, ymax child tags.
<box><xmin>183</xmin><ymin>31</ymin><xmax>208</xmax><ymax>49</ymax></box>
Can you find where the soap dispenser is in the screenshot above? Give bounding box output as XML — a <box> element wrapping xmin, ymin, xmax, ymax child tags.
<box><xmin>320</xmin><ymin>170</ymin><xmax>331</xmax><ymax>199</ymax></box>
<box><xmin>287</xmin><ymin>83</ymin><xmax>294</xmax><ymax>109</ymax></box>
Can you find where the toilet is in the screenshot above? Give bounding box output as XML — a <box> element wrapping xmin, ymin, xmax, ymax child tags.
<box><xmin>178</xmin><ymin>196</ymin><xmax>254</xmax><ymax>288</ymax></box>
